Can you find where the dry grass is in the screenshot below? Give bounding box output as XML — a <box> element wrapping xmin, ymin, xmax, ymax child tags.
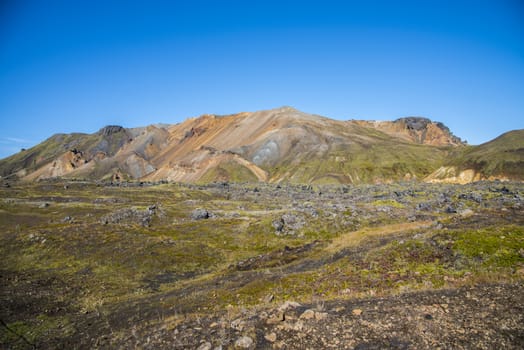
<box><xmin>325</xmin><ymin>221</ymin><xmax>433</xmax><ymax>254</ymax></box>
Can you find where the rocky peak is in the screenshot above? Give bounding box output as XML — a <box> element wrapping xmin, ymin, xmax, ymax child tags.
<box><xmin>391</xmin><ymin>117</ymin><xmax>463</xmax><ymax>146</ymax></box>
<box><xmin>99</xmin><ymin>125</ymin><xmax>124</xmax><ymax>136</ymax></box>
<box><xmin>394</xmin><ymin>117</ymin><xmax>432</xmax><ymax>131</ymax></box>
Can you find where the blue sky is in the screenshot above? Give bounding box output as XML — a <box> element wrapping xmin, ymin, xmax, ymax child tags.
<box><xmin>1</xmin><ymin>0</ymin><xmax>523</xmax><ymax>159</ymax></box>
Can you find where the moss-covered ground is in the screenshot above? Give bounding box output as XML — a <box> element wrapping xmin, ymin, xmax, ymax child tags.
<box><xmin>1</xmin><ymin>180</ymin><xmax>523</xmax><ymax>348</ymax></box>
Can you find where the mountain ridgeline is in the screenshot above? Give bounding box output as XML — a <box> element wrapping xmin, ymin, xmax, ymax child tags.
<box><xmin>1</xmin><ymin>107</ymin><xmax>523</xmax><ymax>184</ymax></box>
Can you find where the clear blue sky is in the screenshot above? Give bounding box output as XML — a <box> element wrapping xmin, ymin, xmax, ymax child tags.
<box><xmin>1</xmin><ymin>0</ymin><xmax>523</xmax><ymax>159</ymax></box>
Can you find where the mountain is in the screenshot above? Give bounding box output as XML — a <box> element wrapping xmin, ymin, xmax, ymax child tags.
<box><xmin>1</xmin><ymin>106</ymin><xmax>519</xmax><ymax>184</ymax></box>
<box><xmin>0</xmin><ymin>125</ymin><xmax>169</xmax><ymax>181</ymax></box>
<box><xmin>426</xmin><ymin>129</ymin><xmax>524</xmax><ymax>183</ymax></box>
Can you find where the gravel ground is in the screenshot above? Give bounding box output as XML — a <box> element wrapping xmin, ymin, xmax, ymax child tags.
<box><xmin>111</xmin><ymin>282</ymin><xmax>523</xmax><ymax>349</ymax></box>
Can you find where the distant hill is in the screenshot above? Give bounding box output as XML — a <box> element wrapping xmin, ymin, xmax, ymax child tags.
<box><xmin>426</xmin><ymin>129</ymin><xmax>524</xmax><ymax>183</ymax></box>
<box><xmin>1</xmin><ymin>106</ymin><xmax>520</xmax><ymax>184</ymax></box>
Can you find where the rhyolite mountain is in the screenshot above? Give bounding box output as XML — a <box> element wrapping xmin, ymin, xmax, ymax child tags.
<box><xmin>0</xmin><ymin>107</ymin><xmax>522</xmax><ymax>184</ymax></box>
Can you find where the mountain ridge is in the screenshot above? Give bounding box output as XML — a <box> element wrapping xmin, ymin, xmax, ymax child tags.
<box><xmin>1</xmin><ymin>107</ymin><xmax>522</xmax><ymax>184</ymax></box>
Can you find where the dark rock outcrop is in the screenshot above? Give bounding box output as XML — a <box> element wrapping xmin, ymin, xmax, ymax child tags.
<box><xmin>98</xmin><ymin>125</ymin><xmax>125</xmax><ymax>136</ymax></box>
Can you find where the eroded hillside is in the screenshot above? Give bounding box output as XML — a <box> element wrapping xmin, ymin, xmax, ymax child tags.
<box><xmin>1</xmin><ymin>107</ymin><xmax>478</xmax><ymax>184</ymax></box>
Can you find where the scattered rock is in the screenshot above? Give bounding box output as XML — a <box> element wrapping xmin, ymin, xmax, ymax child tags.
<box><xmin>197</xmin><ymin>341</ymin><xmax>212</xmax><ymax>350</ymax></box>
<box><xmin>230</xmin><ymin>318</ymin><xmax>245</xmax><ymax>331</ymax></box>
<box><xmin>234</xmin><ymin>335</ymin><xmax>253</xmax><ymax>348</ymax></box>
<box><xmin>273</xmin><ymin>213</ymin><xmax>305</xmax><ymax>235</ymax></box>
<box><xmin>266</xmin><ymin>312</ymin><xmax>285</xmax><ymax>325</ymax></box>
<box><xmin>272</xmin><ymin>218</ymin><xmax>284</xmax><ymax>232</ymax></box>
<box><xmin>101</xmin><ymin>206</ymin><xmax>156</xmax><ymax>226</ymax></box>
<box><xmin>235</xmin><ymin>241</ymin><xmax>320</xmax><ymax>271</ymax></box>
<box><xmin>264</xmin><ymin>332</ymin><xmax>277</xmax><ymax>343</ymax></box>
<box><xmin>192</xmin><ymin>208</ymin><xmax>212</xmax><ymax>220</ymax></box>
<box><xmin>279</xmin><ymin>301</ymin><xmax>301</xmax><ymax>312</ymax></box>
<box><xmin>281</xmin><ymin>213</ymin><xmax>304</xmax><ymax>231</ymax></box>
<box><xmin>445</xmin><ymin>206</ymin><xmax>457</xmax><ymax>214</ymax></box>
<box><xmin>3</xmin><ymin>181</ymin><xmax>524</xmax><ymax>349</ymax></box>
<box><xmin>416</xmin><ymin>202</ymin><xmax>432</xmax><ymax>211</ymax></box>
<box><xmin>289</xmin><ymin>320</ymin><xmax>305</xmax><ymax>331</ymax></box>
<box><xmin>458</xmin><ymin>192</ymin><xmax>483</xmax><ymax>203</ymax></box>
<box><xmin>459</xmin><ymin>209</ymin><xmax>474</xmax><ymax>217</ymax></box>
<box><xmin>299</xmin><ymin>309</ymin><xmax>315</xmax><ymax>320</ymax></box>
<box><xmin>315</xmin><ymin>312</ymin><xmax>328</xmax><ymax>320</ymax></box>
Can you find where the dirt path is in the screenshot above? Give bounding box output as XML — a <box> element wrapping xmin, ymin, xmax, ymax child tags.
<box><xmin>326</xmin><ymin>220</ymin><xmax>434</xmax><ymax>253</ymax></box>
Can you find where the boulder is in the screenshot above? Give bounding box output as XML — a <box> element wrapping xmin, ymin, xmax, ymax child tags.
<box><xmin>234</xmin><ymin>336</ymin><xmax>253</xmax><ymax>348</ymax></box>
<box><xmin>191</xmin><ymin>208</ymin><xmax>212</xmax><ymax>220</ymax></box>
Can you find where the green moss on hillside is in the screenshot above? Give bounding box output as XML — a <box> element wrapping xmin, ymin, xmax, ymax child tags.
<box><xmin>268</xmin><ymin>141</ymin><xmax>449</xmax><ymax>184</ymax></box>
<box><xmin>448</xmin><ymin>129</ymin><xmax>524</xmax><ymax>178</ymax></box>
<box><xmin>199</xmin><ymin>161</ymin><xmax>259</xmax><ymax>183</ymax></box>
